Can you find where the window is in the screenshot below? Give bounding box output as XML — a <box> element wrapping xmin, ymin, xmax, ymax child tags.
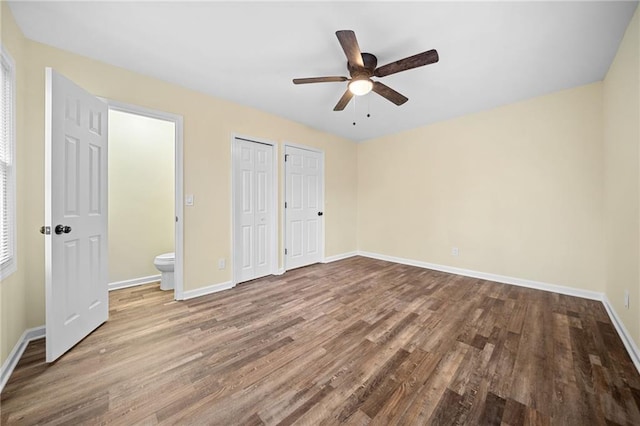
<box><xmin>1</xmin><ymin>45</ymin><xmax>16</xmax><ymax>279</ymax></box>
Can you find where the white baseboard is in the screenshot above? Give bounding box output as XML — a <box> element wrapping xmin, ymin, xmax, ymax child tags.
<box><xmin>358</xmin><ymin>250</ymin><xmax>640</xmax><ymax>373</ymax></box>
<box><xmin>181</xmin><ymin>281</ymin><xmax>234</xmax><ymax>300</ymax></box>
<box><xmin>275</xmin><ymin>268</ymin><xmax>285</xmax><ymax>275</ymax></box>
<box><xmin>602</xmin><ymin>295</ymin><xmax>640</xmax><ymax>372</ymax></box>
<box><xmin>323</xmin><ymin>251</ymin><xmax>358</xmax><ymax>263</ymax></box>
<box><xmin>108</xmin><ymin>274</ymin><xmax>161</xmax><ymax>291</ymax></box>
<box><xmin>1</xmin><ymin>326</ymin><xmax>45</xmax><ymax>393</ymax></box>
<box><xmin>358</xmin><ymin>251</ymin><xmax>602</xmax><ymax>301</ymax></box>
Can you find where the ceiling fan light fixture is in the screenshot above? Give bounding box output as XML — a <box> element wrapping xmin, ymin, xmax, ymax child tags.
<box><xmin>293</xmin><ymin>30</ymin><xmax>437</xmax><ymax>110</ymax></box>
<box><xmin>348</xmin><ymin>78</ymin><xmax>373</xmax><ymax>96</ymax></box>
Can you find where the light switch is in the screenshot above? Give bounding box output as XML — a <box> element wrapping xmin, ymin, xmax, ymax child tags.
<box><xmin>185</xmin><ymin>194</ymin><xmax>194</xmax><ymax>206</ymax></box>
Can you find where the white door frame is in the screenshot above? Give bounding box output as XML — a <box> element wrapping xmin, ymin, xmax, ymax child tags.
<box><xmin>231</xmin><ymin>134</ymin><xmax>278</xmax><ymax>285</ymax></box>
<box><xmin>105</xmin><ymin>100</ymin><xmax>185</xmax><ymax>300</ymax></box>
<box><xmin>282</xmin><ymin>142</ymin><xmax>325</xmax><ymax>272</ymax></box>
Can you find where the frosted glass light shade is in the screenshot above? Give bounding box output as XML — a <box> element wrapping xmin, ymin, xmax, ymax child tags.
<box><xmin>348</xmin><ymin>79</ymin><xmax>373</xmax><ymax>96</ymax></box>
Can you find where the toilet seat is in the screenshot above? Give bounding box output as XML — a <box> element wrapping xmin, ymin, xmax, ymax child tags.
<box><xmin>154</xmin><ymin>252</ymin><xmax>174</xmax><ymax>266</ymax></box>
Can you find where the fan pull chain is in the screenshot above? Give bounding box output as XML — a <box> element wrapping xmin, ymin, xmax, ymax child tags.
<box><xmin>352</xmin><ymin>95</ymin><xmax>357</xmax><ymax>126</ymax></box>
<box><xmin>367</xmin><ymin>95</ymin><xmax>371</xmax><ymax>118</ymax></box>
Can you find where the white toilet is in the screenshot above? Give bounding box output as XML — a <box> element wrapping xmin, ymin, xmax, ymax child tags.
<box><xmin>154</xmin><ymin>252</ymin><xmax>175</xmax><ymax>291</ymax></box>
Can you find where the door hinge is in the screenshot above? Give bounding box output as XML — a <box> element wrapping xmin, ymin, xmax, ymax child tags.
<box><xmin>285</xmin><ymin>154</ymin><xmax>289</xmax><ymax>162</ymax></box>
<box><xmin>285</xmin><ymin>248</ymin><xmax>288</xmax><ymax>255</ymax></box>
<box><xmin>285</xmin><ymin>202</ymin><xmax>287</xmax><ymax>208</ymax></box>
<box><xmin>176</xmin><ymin>216</ymin><xmax>178</xmax><ymax>223</ymax></box>
<box><xmin>40</xmin><ymin>226</ymin><xmax>51</xmax><ymax>235</ymax></box>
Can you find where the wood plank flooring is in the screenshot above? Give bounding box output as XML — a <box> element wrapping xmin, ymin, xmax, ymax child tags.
<box><xmin>2</xmin><ymin>256</ymin><xmax>640</xmax><ymax>425</ymax></box>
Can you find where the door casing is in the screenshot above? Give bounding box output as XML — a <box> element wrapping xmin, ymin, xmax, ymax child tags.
<box><xmin>105</xmin><ymin>100</ymin><xmax>185</xmax><ymax>300</ymax></box>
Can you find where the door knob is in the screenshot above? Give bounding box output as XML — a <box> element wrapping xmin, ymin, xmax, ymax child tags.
<box><xmin>55</xmin><ymin>225</ymin><xmax>72</xmax><ymax>235</ymax></box>
<box><xmin>317</xmin><ymin>212</ymin><xmax>324</xmax><ymax>216</ymax></box>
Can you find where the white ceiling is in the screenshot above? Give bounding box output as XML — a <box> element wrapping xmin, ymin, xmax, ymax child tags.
<box><xmin>8</xmin><ymin>1</ymin><xmax>638</xmax><ymax>141</ymax></box>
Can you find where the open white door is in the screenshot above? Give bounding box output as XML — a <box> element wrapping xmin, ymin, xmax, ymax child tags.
<box><xmin>44</xmin><ymin>68</ymin><xmax>108</xmax><ymax>362</ymax></box>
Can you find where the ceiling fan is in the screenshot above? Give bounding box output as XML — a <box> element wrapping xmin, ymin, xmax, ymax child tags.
<box><xmin>293</xmin><ymin>30</ymin><xmax>439</xmax><ymax>111</ymax></box>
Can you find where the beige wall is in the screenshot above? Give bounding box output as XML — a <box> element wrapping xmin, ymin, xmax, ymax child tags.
<box><xmin>603</xmin><ymin>8</ymin><xmax>640</xmax><ymax>345</ymax></box>
<box><xmin>108</xmin><ymin>110</ymin><xmax>175</xmax><ymax>284</ymax></box>
<box><xmin>1</xmin><ymin>2</ymin><xmax>30</xmax><ymax>367</ymax></box>
<box><xmin>0</xmin><ymin>4</ymin><xmax>358</xmax><ymax>367</ymax></box>
<box><xmin>358</xmin><ymin>83</ymin><xmax>605</xmax><ymax>292</ymax></box>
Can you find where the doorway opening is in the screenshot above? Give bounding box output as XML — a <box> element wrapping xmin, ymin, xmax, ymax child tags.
<box><xmin>106</xmin><ymin>101</ymin><xmax>184</xmax><ymax>300</ymax></box>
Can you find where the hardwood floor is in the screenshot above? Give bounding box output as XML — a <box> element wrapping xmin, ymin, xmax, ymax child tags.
<box><xmin>2</xmin><ymin>256</ymin><xmax>639</xmax><ymax>425</ymax></box>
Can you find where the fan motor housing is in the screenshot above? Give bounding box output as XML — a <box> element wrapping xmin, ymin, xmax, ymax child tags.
<box><xmin>348</xmin><ymin>52</ymin><xmax>378</xmax><ymax>77</ymax></box>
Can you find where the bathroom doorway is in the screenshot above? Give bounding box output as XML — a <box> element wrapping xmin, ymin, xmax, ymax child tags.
<box><xmin>105</xmin><ymin>101</ymin><xmax>184</xmax><ymax>300</ymax></box>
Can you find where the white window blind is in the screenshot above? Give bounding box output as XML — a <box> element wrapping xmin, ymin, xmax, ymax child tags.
<box><xmin>1</xmin><ymin>46</ymin><xmax>16</xmax><ymax>279</ymax></box>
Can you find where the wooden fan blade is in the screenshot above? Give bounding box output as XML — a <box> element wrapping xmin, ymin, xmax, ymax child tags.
<box><xmin>333</xmin><ymin>89</ymin><xmax>354</xmax><ymax>111</ymax></box>
<box><xmin>374</xmin><ymin>49</ymin><xmax>439</xmax><ymax>78</ymax></box>
<box><xmin>336</xmin><ymin>30</ymin><xmax>364</xmax><ymax>67</ymax></box>
<box><xmin>372</xmin><ymin>81</ymin><xmax>408</xmax><ymax>106</ymax></box>
<box><xmin>293</xmin><ymin>76</ymin><xmax>348</xmax><ymax>84</ymax></box>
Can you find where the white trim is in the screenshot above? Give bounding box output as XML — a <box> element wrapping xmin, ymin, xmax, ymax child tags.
<box><xmin>231</xmin><ymin>134</ymin><xmax>279</xmax><ymax>286</ymax></box>
<box><xmin>174</xmin><ymin>115</ymin><xmax>185</xmax><ymax>301</ymax></box>
<box><xmin>602</xmin><ymin>294</ymin><xmax>640</xmax><ymax>372</ymax></box>
<box><xmin>282</xmin><ymin>142</ymin><xmax>325</xmax><ymax>272</ymax></box>
<box><xmin>320</xmin><ymin>150</ymin><xmax>326</xmax><ymax>266</ymax></box>
<box><xmin>358</xmin><ymin>251</ymin><xmax>603</xmax><ymax>300</ymax></box>
<box><xmin>282</xmin><ymin>141</ymin><xmax>324</xmax><ymax>152</ymax></box>
<box><xmin>279</xmin><ymin>144</ymin><xmax>286</xmax><ymax>272</ymax></box>
<box><xmin>104</xmin><ymin>100</ymin><xmax>185</xmax><ymax>301</ymax></box>
<box><xmin>108</xmin><ymin>274</ymin><xmax>161</xmax><ymax>291</ymax></box>
<box><xmin>323</xmin><ymin>251</ymin><xmax>358</xmax><ymax>263</ymax></box>
<box><xmin>182</xmin><ymin>281</ymin><xmax>234</xmax><ymax>300</ymax></box>
<box><xmin>271</xmin><ymin>143</ymin><xmax>279</xmax><ymax>278</ymax></box>
<box><xmin>0</xmin><ymin>326</ymin><xmax>45</xmax><ymax>393</ymax></box>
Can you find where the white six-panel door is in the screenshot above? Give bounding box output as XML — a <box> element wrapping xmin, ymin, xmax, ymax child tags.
<box><xmin>45</xmin><ymin>68</ymin><xmax>108</xmax><ymax>362</ymax></box>
<box><xmin>233</xmin><ymin>138</ymin><xmax>274</xmax><ymax>283</ymax></box>
<box><xmin>285</xmin><ymin>145</ymin><xmax>323</xmax><ymax>270</ymax></box>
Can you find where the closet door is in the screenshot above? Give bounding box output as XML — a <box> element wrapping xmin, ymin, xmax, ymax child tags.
<box><xmin>285</xmin><ymin>145</ymin><xmax>324</xmax><ymax>270</ymax></box>
<box><xmin>233</xmin><ymin>138</ymin><xmax>273</xmax><ymax>283</ymax></box>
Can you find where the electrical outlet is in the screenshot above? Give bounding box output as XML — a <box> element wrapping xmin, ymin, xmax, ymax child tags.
<box><xmin>624</xmin><ymin>289</ymin><xmax>630</xmax><ymax>309</ymax></box>
<box><xmin>218</xmin><ymin>258</ymin><xmax>226</xmax><ymax>270</ymax></box>
<box><xmin>451</xmin><ymin>247</ymin><xmax>459</xmax><ymax>256</ymax></box>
